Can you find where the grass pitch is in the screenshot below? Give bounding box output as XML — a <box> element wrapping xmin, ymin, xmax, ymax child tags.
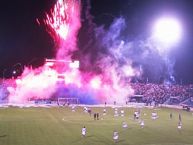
<box><xmin>0</xmin><ymin>106</ymin><xmax>193</xmax><ymax>145</ymax></box>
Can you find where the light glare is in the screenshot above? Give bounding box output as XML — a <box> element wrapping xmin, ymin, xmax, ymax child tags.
<box><xmin>153</xmin><ymin>17</ymin><xmax>182</xmax><ymax>45</ymax></box>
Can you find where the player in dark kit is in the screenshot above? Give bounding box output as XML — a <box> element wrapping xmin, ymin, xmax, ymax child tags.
<box><xmin>96</xmin><ymin>113</ymin><xmax>99</xmax><ymax>120</ymax></box>
<box><xmin>170</xmin><ymin>113</ymin><xmax>173</xmax><ymax>119</ymax></box>
<box><xmin>94</xmin><ymin>113</ymin><xmax>96</xmax><ymax>120</ymax></box>
<box><xmin>179</xmin><ymin>113</ymin><xmax>182</xmax><ymax>122</ymax></box>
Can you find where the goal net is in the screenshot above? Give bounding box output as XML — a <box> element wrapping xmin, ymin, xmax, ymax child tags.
<box><xmin>58</xmin><ymin>98</ymin><xmax>79</xmax><ymax>106</ymax></box>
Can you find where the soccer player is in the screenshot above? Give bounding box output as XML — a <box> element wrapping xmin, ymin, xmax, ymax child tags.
<box><xmin>94</xmin><ymin>113</ymin><xmax>96</xmax><ymax>120</ymax></box>
<box><xmin>134</xmin><ymin>111</ymin><xmax>139</xmax><ymax>120</ymax></box>
<box><xmin>121</xmin><ymin>110</ymin><xmax>124</xmax><ymax>117</ymax></box>
<box><xmin>103</xmin><ymin>108</ymin><xmax>106</xmax><ymax>115</ymax></box>
<box><xmin>114</xmin><ymin>108</ymin><xmax>119</xmax><ymax>117</ymax></box>
<box><xmin>83</xmin><ymin>107</ymin><xmax>88</xmax><ymax>113</ymax></box>
<box><xmin>82</xmin><ymin>126</ymin><xmax>86</xmax><ymax>137</ymax></box>
<box><xmin>96</xmin><ymin>113</ymin><xmax>99</xmax><ymax>120</ymax></box>
<box><xmin>170</xmin><ymin>112</ymin><xmax>173</xmax><ymax>119</ymax></box>
<box><xmin>136</xmin><ymin>112</ymin><xmax>140</xmax><ymax>119</ymax></box>
<box><xmin>71</xmin><ymin>106</ymin><xmax>75</xmax><ymax>112</ymax></box>
<box><xmin>177</xmin><ymin>121</ymin><xmax>182</xmax><ymax>130</ymax></box>
<box><xmin>122</xmin><ymin>121</ymin><xmax>128</xmax><ymax>128</ymax></box>
<box><xmin>151</xmin><ymin>111</ymin><xmax>158</xmax><ymax>120</ymax></box>
<box><xmin>113</xmin><ymin>130</ymin><xmax>119</xmax><ymax>143</ymax></box>
<box><xmin>134</xmin><ymin>112</ymin><xmax>136</xmax><ymax>120</ymax></box>
<box><xmin>88</xmin><ymin>108</ymin><xmax>92</xmax><ymax>116</ymax></box>
<box><xmin>179</xmin><ymin>113</ymin><xmax>182</xmax><ymax>122</ymax></box>
<box><xmin>140</xmin><ymin>120</ymin><xmax>145</xmax><ymax>128</ymax></box>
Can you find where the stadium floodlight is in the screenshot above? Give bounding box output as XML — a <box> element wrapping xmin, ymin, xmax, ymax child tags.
<box><xmin>152</xmin><ymin>17</ymin><xmax>182</xmax><ymax>46</ymax></box>
<box><xmin>13</xmin><ymin>70</ymin><xmax>17</xmax><ymax>75</ymax></box>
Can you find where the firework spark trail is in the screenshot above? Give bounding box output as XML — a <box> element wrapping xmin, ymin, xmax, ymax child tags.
<box><xmin>45</xmin><ymin>0</ymin><xmax>69</xmax><ymax>40</ymax></box>
<box><xmin>45</xmin><ymin>0</ymin><xmax>81</xmax><ymax>59</ymax></box>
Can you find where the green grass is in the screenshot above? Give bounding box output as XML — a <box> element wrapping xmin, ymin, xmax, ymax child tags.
<box><xmin>0</xmin><ymin>106</ymin><xmax>193</xmax><ymax>145</ymax></box>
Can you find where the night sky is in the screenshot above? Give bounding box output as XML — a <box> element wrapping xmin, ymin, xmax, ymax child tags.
<box><xmin>0</xmin><ymin>0</ymin><xmax>193</xmax><ymax>83</ymax></box>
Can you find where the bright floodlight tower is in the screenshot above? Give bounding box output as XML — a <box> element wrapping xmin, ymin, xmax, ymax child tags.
<box><xmin>152</xmin><ymin>16</ymin><xmax>183</xmax><ymax>52</ymax></box>
<box><xmin>151</xmin><ymin>16</ymin><xmax>183</xmax><ymax>83</ymax></box>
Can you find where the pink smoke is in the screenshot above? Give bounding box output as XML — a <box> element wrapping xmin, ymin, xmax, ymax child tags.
<box><xmin>6</xmin><ymin>0</ymin><xmax>138</xmax><ymax>104</ymax></box>
<box><xmin>8</xmin><ymin>67</ymin><xmax>58</xmax><ymax>103</ymax></box>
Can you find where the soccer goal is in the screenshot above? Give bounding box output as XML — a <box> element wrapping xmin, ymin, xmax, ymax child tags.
<box><xmin>57</xmin><ymin>98</ymin><xmax>79</xmax><ymax>106</ymax></box>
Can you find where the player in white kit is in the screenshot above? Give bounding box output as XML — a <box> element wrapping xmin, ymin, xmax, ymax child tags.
<box><xmin>177</xmin><ymin>121</ymin><xmax>182</xmax><ymax>130</ymax></box>
<box><xmin>140</xmin><ymin>120</ymin><xmax>145</xmax><ymax>128</ymax></box>
<box><xmin>113</xmin><ymin>130</ymin><xmax>119</xmax><ymax>143</ymax></box>
<box><xmin>82</xmin><ymin>126</ymin><xmax>86</xmax><ymax>137</ymax></box>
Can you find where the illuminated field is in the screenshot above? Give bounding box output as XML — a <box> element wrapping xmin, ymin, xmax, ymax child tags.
<box><xmin>0</xmin><ymin>106</ymin><xmax>193</xmax><ymax>145</ymax></box>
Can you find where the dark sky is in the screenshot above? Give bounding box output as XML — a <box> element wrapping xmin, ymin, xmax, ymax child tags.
<box><xmin>0</xmin><ymin>0</ymin><xmax>193</xmax><ymax>83</ymax></box>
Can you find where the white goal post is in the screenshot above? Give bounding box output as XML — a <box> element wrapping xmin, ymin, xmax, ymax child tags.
<box><xmin>58</xmin><ymin>98</ymin><xmax>79</xmax><ymax>105</ymax></box>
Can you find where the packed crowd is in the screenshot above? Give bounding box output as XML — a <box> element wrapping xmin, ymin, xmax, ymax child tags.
<box><xmin>131</xmin><ymin>83</ymin><xmax>193</xmax><ymax>105</ymax></box>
